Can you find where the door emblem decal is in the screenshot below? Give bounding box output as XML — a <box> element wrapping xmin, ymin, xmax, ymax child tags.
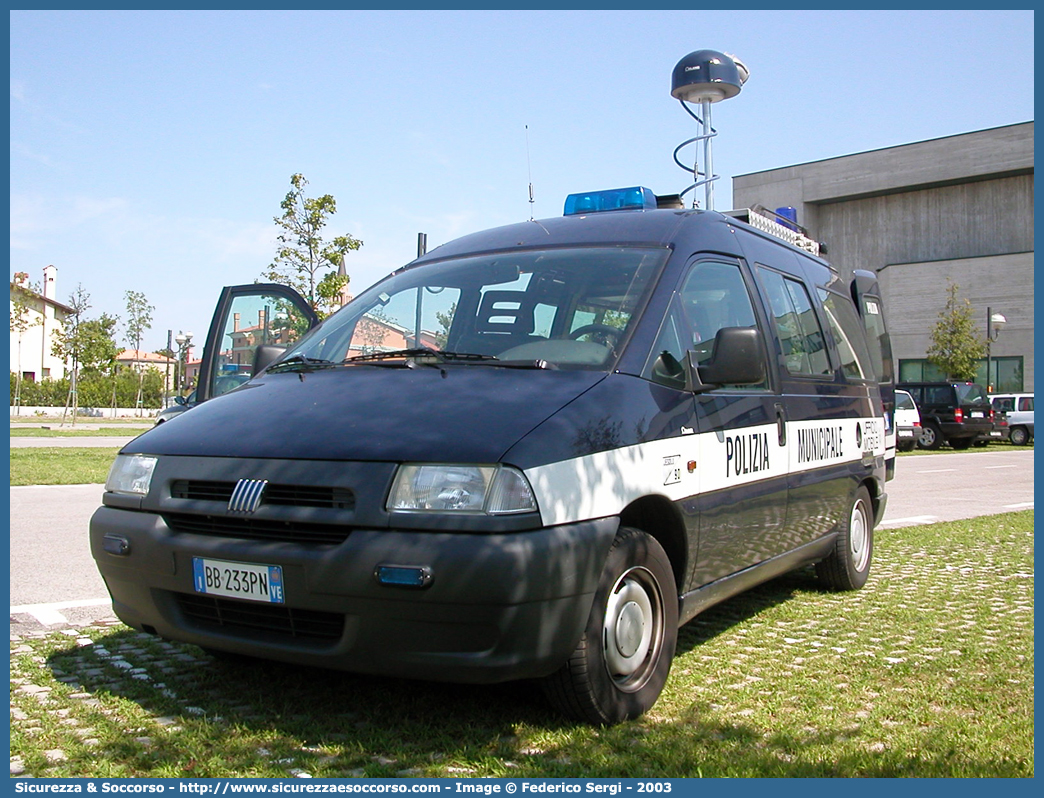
<box><xmin>663</xmin><ymin>455</ymin><xmax>682</xmax><ymax>486</ymax></box>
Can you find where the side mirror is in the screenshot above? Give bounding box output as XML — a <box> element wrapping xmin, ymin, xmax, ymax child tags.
<box><xmin>173</xmin><ymin>395</ymin><xmax>186</xmax><ymax>406</ymax></box>
<box><xmin>689</xmin><ymin>326</ymin><xmax>765</xmax><ymax>392</ymax></box>
<box><xmin>252</xmin><ymin>344</ymin><xmax>286</xmax><ymax>376</ymax></box>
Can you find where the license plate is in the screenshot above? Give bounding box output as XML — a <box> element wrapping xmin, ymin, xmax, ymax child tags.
<box><xmin>192</xmin><ymin>557</ymin><xmax>284</xmax><ymax>604</ymax></box>
<box><xmin>971</xmin><ymin>411</ymin><xmax>985</xmax><ymax>418</ymax></box>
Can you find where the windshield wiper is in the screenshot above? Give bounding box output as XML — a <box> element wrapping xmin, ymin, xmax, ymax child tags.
<box><xmin>267</xmin><ymin>353</ymin><xmax>337</xmax><ymax>372</ymax></box>
<box><xmin>344</xmin><ymin>348</ymin><xmax>500</xmax><ymax>364</ymax></box>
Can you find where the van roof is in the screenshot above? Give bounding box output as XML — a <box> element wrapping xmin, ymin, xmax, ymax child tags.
<box><xmin>406</xmin><ymin>208</ymin><xmax>828</xmax><ymax>271</ymax></box>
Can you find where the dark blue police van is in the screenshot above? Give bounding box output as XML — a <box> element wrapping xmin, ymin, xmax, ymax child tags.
<box><xmin>91</xmin><ymin>187</ymin><xmax>894</xmax><ymax>724</ymax></box>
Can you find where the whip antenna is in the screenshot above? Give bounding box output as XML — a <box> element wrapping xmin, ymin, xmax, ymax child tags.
<box><xmin>526</xmin><ymin>125</ymin><xmax>535</xmax><ymax>221</ymax></box>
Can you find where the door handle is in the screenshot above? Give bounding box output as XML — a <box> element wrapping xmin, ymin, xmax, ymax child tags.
<box><xmin>775</xmin><ymin>403</ymin><xmax>787</xmax><ymax>447</ymax></box>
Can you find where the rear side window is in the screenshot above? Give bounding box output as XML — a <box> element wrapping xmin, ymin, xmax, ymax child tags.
<box><xmin>925</xmin><ymin>386</ymin><xmax>954</xmax><ymax>405</ymax></box>
<box><xmin>819</xmin><ymin>289</ymin><xmax>875</xmax><ymax>380</ymax></box>
<box><xmin>859</xmin><ymin>295</ymin><xmax>894</xmax><ymax>384</ymax></box>
<box><xmin>1019</xmin><ymin>397</ymin><xmax>1034</xmax><ymax>411</ymax></box>
<box><xmin>757</xmin><ymin>267</ymin><xmax>830</xmax><ymax>377</ymax></box>
<box><xmin>896</xmin><ymin>391</ymin><xmax>915</xmax><ymax>410</ymax></box>
<box><xmin>955</xmin><ymin>383</ymin><xmax>988</xmax><ymax>404</ymax></box>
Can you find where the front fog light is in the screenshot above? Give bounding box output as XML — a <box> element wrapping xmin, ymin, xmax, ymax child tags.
<box><xmin>387</xmin><ymin>464</ymin><xmax>537</xmax><ymax>515</ymax></box>
<box><xmin>105</xmin><ymin>454</ymin><xmax>157</xmax><ymax>496</ymax></box>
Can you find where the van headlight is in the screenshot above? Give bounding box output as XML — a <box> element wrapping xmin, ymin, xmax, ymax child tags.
<box><xmin>105</xmin><ymin>454</ymin><xmax>158</xmax><ymax>496</ymax></box>
<box><xmin>387</xmin><ymin>464</ymin><xmax>538</xmax><ymax>515</ymax></box>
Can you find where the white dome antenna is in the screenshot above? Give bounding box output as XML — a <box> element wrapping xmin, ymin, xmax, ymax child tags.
<box><xmin>671</xmin><ymin>50</ymin><xmax>748</xmax><ymax>211</ymax></box>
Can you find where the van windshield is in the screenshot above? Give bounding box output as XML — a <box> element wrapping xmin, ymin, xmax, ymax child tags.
<box><xmin>281</xmin><ymin>247</ymin><xmax>669</xmax><ymax>370</ymax></box>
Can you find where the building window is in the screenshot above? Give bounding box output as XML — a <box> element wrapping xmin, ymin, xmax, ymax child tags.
<box><xmin>898</xmin><ymin>357</ymin><xmax>1023</xmax><ymax>392</ymax></box>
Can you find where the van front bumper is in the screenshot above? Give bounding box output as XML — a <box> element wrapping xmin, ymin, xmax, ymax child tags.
<box><xmin>90</xmin><ymin>506</ymin><xmax>618</xmax><ymax>684</ymax></box>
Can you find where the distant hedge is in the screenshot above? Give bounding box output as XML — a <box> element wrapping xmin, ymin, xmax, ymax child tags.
<box><xmin>10</xmin><ymin>368</ymin><xmax>166</xmax><ymax>409</ymax></box>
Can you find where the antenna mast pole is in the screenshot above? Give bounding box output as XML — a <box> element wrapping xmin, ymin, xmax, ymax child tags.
<box><xmin>702</xmin><ymin>100</ymin><xmax>714</xmax><ymax>211</ymax></box>
<box><xmin>526</xmin><ymin>125</ymin><xmax>535</xmax><ymax>221</ymax></box>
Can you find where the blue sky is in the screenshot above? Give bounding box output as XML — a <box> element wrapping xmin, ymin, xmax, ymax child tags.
<box><xmin>10</xmin><ymin>9</ymin><xmax>1035</xmax><ymax>354</ymax></box>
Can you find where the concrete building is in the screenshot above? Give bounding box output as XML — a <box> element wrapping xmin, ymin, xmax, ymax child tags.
<box><xmin>9</xmin><ymin>265</ymin><xmax>74</xmax><ymax>382</ymax></box>
<box><xmin>732</xmin><ymin>122</ymin><xmax>1033</xmax><ymax>392</ymax></box>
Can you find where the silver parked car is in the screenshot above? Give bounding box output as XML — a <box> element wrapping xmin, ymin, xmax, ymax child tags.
<box><xmin>154</xmin><ymin>390</ymin><xmax>197</xmax><ymax>425</ymax></box>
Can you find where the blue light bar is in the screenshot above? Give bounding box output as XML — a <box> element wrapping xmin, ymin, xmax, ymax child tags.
<box><xmin>564</xmin><ymin>186</ymin><xmax>658</xmax><ymax>216</ymax></box>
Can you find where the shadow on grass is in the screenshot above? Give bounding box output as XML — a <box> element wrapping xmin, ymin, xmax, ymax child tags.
<box><xmin>42</xmin><ymin>629</ymin><xmax>574</xmax><ymax>777</ymax></box>
<box><xmin>675</xmin><ymin>566</ymin><xmax>819</xmax><ymax>657</ymax></box>
<box><xmin>34</xmin><ymin>568</ymin><xmax>832</xmax><ymax>779</ymax></box>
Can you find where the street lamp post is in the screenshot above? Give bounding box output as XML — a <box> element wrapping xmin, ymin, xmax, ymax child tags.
<box><xmin>985</xmin><ymin>307</ymin><xmax>1006</xmax><ymax>393</ymax></box>
<box><xmin>174</xmin><ymin>331</ymin><xmax>194</xmax><ymax>394</ymax></box>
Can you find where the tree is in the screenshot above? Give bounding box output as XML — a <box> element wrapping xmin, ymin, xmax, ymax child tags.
<box><xmin>50</xmin><ymin>284</ymin><xmax>92</xmax><ymax>424</ymax></box>
<box><xmin>926</xmin><ymin>280</ymin><xmax>985</xmax><ymax>381</ymax></box>
<box><xmin>124</xmin><ymin>290</ymin><xmax>154</xmax><ymax>413</ymax></box>
<box><xmin>123</xmin><ymin>291</ymin><xmax>153</xmax><ymax>353</ymax></box>
<box><xmin>262</xmin><ymin>173</ymin><xmax>362</xmax><ymax>318</ymax></box>
<box><xmin>76</xmin><ymin>314</ymin><xmax>121</xmax><ymax>374</ymax></box>
<box><xmin>433</xmin><ymin>302</ymin><xmax>457</xmax><ymax>349</ymax></box>
<box><xmin>9</xmin><ymin>273</ymin><xmax>42</xmax><ymax>414</ymax></box>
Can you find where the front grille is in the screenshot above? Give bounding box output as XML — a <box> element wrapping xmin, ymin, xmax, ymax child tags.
<box><xmin>163</xmin><ymin>512</ymin><xmax>350</xmax><ymax>545</ymax></box>
<box><xmin>176</xmin><ymin>593</ymin><xmax>344</xmax><ymax>643</ymax></box>
<box><xmin>171</xmin><ymin>480</ymin><xmax>354</xmax><ymax>510</ymax></box>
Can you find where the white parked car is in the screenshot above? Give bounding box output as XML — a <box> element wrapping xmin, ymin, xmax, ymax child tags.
<box><xmin>894</xmin><ymin>389</ymin><xmax>922</xmax><ymax>452</ymax></box>
<box><xmin>990</xmin><ymin>393</ymin><xmax>1034</xmax><ymax>445</ymax></box>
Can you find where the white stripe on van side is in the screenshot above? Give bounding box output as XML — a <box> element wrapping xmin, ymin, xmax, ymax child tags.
<box><xmin>524</xmin><ymin>416</ymin><xmax>886</xmax><ymax>528</ymax></box>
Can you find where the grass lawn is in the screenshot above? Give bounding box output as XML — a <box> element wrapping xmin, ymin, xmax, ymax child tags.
<box><xmin>898</xmin><ymin>440</ymin><xmax>1031</xmax><ymax>455</ymax></box>
<box><xmin>10</xmin><ymin>511</ymin><xmax>1033</xmax><ymax>778</ymax></box>
<box><xmin>9</xmin><ymin>447</ymin><xmax>120</xmax><ymax>486</ymax></box>
<box><xmin>10</xmin><ymin>427</ymin><xmax>149</xmax><ymax>438</ymax></box>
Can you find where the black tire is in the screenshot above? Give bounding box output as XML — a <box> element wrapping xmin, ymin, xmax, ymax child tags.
<box><xmin>541</xmin><ymin>527</ymin><xmax>678</xmax><ymax>725</ymax></box>
<box><xmin>816</xmin><ymin>485</ymin><xmax>874</xmax><ymax>591</ymax></box>
<box><xmin>950</xmin><ymin>438</ymin><xmax>973</xmax><ymax>450</ymax></box>
<box><xmin>1010</xmin><ymin>426</ymin><xmax>1030</xmax><ymax>446</ymax></box>
<box><xmin>897</xmin><ymin>441</ymin><xmax>916</xmax><ymax>453</ymax></box>
<box><xmin>917</xmin><ymin>423</ymin><xmax>943</xmax><ymax>450</ymax></box>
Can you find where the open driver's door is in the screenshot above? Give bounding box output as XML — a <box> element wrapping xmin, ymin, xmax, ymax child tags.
<box><xmin>196</xmin><ymin>283</ymin><xmax>319</xmax><ymax>404</ymax></box>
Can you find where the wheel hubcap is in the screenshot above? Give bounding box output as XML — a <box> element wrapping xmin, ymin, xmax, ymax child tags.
<box><xmin>614</xmin><ymin>601</ymin><xmax>645</xmax><ymax>658</ymax></box>
<box><xmin>602</xmin><ymin>567</ymin><xmax>663</xmax><ymax>692</ymax></box>
<box><xmin>850</xmin><ymin>499</ymin><xmax>870</xmax><ymax>572</ymax></box>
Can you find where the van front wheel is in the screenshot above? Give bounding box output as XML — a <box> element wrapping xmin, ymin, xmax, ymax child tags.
<box><xmin>541</xmin><ymin>527</ymin><xmax>678</xmax><ymax>725</ymax></box>
<box><xmin>816</xmin><ymin>485</ymin><xmax>874</xmax><ymax>591</ymax></box>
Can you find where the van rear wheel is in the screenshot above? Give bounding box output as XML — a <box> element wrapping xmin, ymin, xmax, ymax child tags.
<box><xmin>1010</xmin><ymin>426</ymin><xmax>1030</xmax><ymax>446</ymax></box>
<box><xmin>816</xmin><ymin>486</ymin><xmax>873</xmax><ymax>591</ymax></box>
<box><xmin>541</xmin><ymin>527</ymin><xmax>678</xmax><ymax>725</ymax></box>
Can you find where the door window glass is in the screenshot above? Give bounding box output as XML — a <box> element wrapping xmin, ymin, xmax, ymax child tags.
<box><xmin>210</xmin><ymin>293</ymin><xmax>311</xmax><ymax>397</ymax></box>
<box><xmin>758</xmin><ymin>267</ymin><xmax>831</xmax><ymax>376</ymax></box>
<box><xmin>645</xmin><ymin>260</ymin><xmax>767</xmax><ymax>390</ymax></box>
